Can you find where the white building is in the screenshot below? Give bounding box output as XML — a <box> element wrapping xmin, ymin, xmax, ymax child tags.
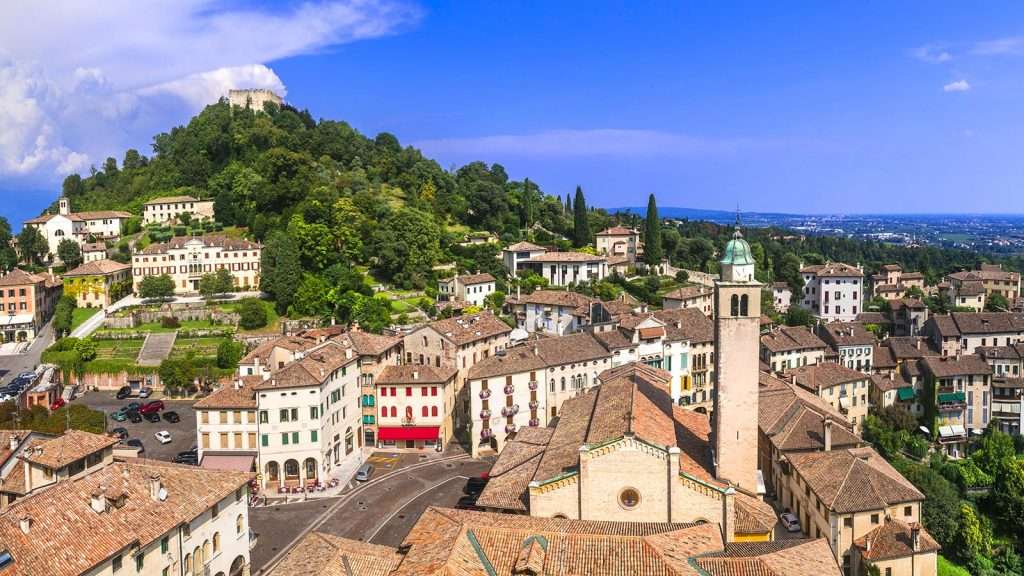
<box><xmin>437</xmin><ymin>273</ymin><xmax>497</xmax><ymax>308</ymax></box>
<box><xmin>662</xmin><ymin>285</ymin><xmax>714</xmax><ymax>317</ymax></box>
<box><xmin>81</xmin><ymin>242</ymin><xmax>108</xmax><ymax>263</ymax></box>
<box><xmin>133</xmin><ymin>235</ymin><xmax>261</xmax><ymax>294</ymax></box>
<box><xmin>142</xmin><ymin>195</ymin><xmax>215</xmax><ymax>225</ymax></box>
<box><xmin>509</xmin><ymin>289</ymin><xmax>598</xmax><ymax>336</ymax></box>
<box><xmin>770</xmin><ymin>282</ymin><xmax>792</xmax><ymax>313</ymax></box>
<box><xmin>24</xmin><ymin>196</ymin><xmax>131</xmax><ymax>258</ymax></box>
<box><xmin>253</xmin><ymin>340</ymin><xmax>362</xmax><ymax>489</ymax></box>
<box><xmin>817</xmin><ymin>321</ymin><xmax>876</xmax><ymax>372</ymax></box>
<box><xmin>760</xmin><ymin>325</ymin><xmax>828</xmax><ymax>373</ymax></box>
<box><xmin>595</xmin><ymin>226</ymin><xmax>641</xmax><ymax>263</ymax></box>
<box><xmin>374</xmin><ymin>365</ymin><xmax>457</xmax><ymax>450</ymax></box>
<box><xmin>520</xmin><ymin>252</ymin><xmax>608</xmax><ymax>287</ymax></box>
<box><xmin>501</xmin><ymin>242</ymin><xmax>547</xmax><ymax>278</ymax></box>
<box><xmin>799</xmin><ymin>262</ymin><xmax>864</xmax><ymax>322</ymax></box>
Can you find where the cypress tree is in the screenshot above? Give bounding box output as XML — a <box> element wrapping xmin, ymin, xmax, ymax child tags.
<box><xmin>573</xmin><ymin>185</ymin><xmax>588</xmax><ymax>247</ymax></box>
<box><xmin>522</xmin><ymin>178</ymin><xmax>534</xmax><ymax>228</ymax></box>
<box><xmin>565</xmin><ymin>193</ymin><xmax>572</xmax><ymax>213</ymax></box>
<box><xmin>644</xmin><ymin>193</ymin><xmax>663</xmax><ymax>266</ymax></box>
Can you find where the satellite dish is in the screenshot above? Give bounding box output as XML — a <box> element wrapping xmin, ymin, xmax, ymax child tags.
<box><xmin>157</xmin><ymin>487</ymin><xmax>168</xmax><ymax>501</ymax></box>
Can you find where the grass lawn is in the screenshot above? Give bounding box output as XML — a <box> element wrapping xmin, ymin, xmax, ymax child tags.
<box><xmin>70</xmin><ymin>307</ymin><xmax>101</xmax><ymax>331</ymax></box>
<box><xmin>93</xmin><ymin>339</ymin><xmax>144</xmax><ymax>360</ymax></box>
<box><xmin>937</xmin><ymin>555</ymin><xmax>970</xmax><ymax>576</ymax></box>
<box><xmin>170</xmin><ymin>337</ymin><xmax>227</xmax><ymax>359</ymax></box>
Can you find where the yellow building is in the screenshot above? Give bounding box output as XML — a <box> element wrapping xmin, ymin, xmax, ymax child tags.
<box><xmin>62</xmin><ymin>259</ymin><xmax>132</xmax><ymax>308</ymax></box>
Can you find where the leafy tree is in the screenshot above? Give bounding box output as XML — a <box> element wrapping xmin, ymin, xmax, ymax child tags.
<box><xmin>954</xmin><ymin>503</ymin><xmax>991</xmax><ymax>567</ymax></box>
<box><xmin>484</xmin><ymin>291</ymin><xmax>505</xmax><ymax>312</ymax></box>
<box><xmin>216</xmin><ymin>339</ymin><xmax>243</xmax><ymax>369</ymax></box>
<box><xmin>644</xmin><ymin>194</ymin><xmax>662</xmax><ymax>265</ymax></box>
<box><xmin>238</xmin><ymin>298</ymin><xmax>268</xmax><ymax>329</ymax></box>
<box><xmin>138</xmin><ymin>274</ymin><xmax>175</xmax><ymax>300</ymax></box>
<box><xmin>62</xmin><ymin>174</ymin><xmax>85</xmax><ymax>197</ymax></box>
<box><xmin>784</xmin><ymin>306</ymin><xmax>814</xmax><ymax>327</ymax></box>
<box><xmin>261</xmin><ymin>231</ymin><xmax>303</xmax><ymax>314</ymax></box>
<box><xmin>892</xmin><ymin>458</ymin><xmax>961</xmax><ymax>548</ymax></box>
<box><xmin>874</xmin><ymin>405</ymin><xmax>917</xmax><ymax>433</ymax></box>
<box><xmin>17</xmin><ymin>226</ymin><xmax>47</xmax><ymax>265</ymax></box>
<box><xmin>291</xmin><ymin>274</ymin><xmax>333</xmax><ymax>319</ymax></box>
<box><xmin>353</xmin><ymin>295</ymin><xmax>391</xmax><ymax>333</ymax></box>
<box><xmin>73</xmin><ymin>338</ymin><xmax>97</xmax><ymax>362</ymax></box>
<box><xmin>674</xmin><ymin>270</ymin><xmax>689</xmax><ymax>284</ymax></box>
<box><xmin>52</xmin><ymin>296</ymin><xmax>76</xmax><ymax>337</ymax></box>
<box><xmin>572</xmin><ymin>186</ymin><xmax>588</xmax><ymax>247</ymax></box>
<box><xmin>158</xmin><ymin>358</ymin><xmax>196</xmax><ymax>396</ymax></box>
<box><xmin>0</xmin><ymin>217</ymin><xmax>16</xmax><ymax>272</ymax></box>
<box><xmin>991</xmin><ymin>458</ymin><xmax>1024</xmax><ymax>542</ymax></box>
<box><xmin>372</xmin><ymin>208</ymin><xmax>440</xmax><ymax>288</ymax></box>
<box><xmin>986</xmin><ymin>292</ymin><xmax>1010</xmax><ymax>312</ymax></box>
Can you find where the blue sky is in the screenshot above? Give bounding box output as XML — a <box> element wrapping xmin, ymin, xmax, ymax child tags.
<box><xmin>4</xmin><ymin>1</ymin><xmax>1024</xmax><ymax>227</ymax></box>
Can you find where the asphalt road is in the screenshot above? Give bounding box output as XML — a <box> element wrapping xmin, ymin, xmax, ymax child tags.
<box><xmin>250</xmin><ymin>454</ymin><xmax>492</xmax><ymax>574</ymax></box>
<box><xmin>74</xmin><ymin>390</ymin><xmax>198</xmax><ymax>460</ymax></box>
<box><xmin>0</xmin><ymin>319</ymin><xmax>53</xmax><ymax>386</ymax></box>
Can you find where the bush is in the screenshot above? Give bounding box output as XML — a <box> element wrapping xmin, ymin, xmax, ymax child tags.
<box><xmin>160</xmin><ymin>316</ymin><xmax>180</xmax><ymax>329</ymax></box>
<box><xmin>173</xmin><ymin>226</ymin><xmax>187</xmax><ymax>236</ymax></box>
<box><xmin>216</xmin><ymin>339</ymin><xmax>243</xmax><ymax>369</ymax></box>
<box><xmin>238</xmin><ymin>298</ymin><xmax>268</xmax><ymax>329</ymax></box>
<box><xmin>73</xmin><ymin>338</ymin><xmax>97</xmax><ymax>362</ymax></box>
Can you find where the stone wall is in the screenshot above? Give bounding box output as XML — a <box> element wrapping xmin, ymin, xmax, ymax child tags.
<box><xmin>103</xmin><ymin>304</ymin><xmax>239</xmax><ymax>329</ymax></box>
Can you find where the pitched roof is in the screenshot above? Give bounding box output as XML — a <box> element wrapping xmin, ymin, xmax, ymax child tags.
<box><xmin>63</xmin><ymin>259</ymin><xmax>131</xmax><ymax>277</ymax></box>
<box><xmin>193</xmin><ymin>376</ymin><xmax>261</xmax><ymax>409</ymax></box>
<box><xmin>653</xmin><ymin>307</ymin><xmax>715</xmax><ymax>344</ymax></box>
<box><xmin>785</xmin><ymin>362</ymin><xmax>868</xmax><ymax>391</ymax></box>
<box><xmin>139</xmin><ymin>234</ymin><xmax>260</xmax><ymax>255</ymax></box>
<box><xmin>928</xmin><ymin>312</ymin><xmax>1024</xmax><ymax>337</ymax></box>
<box><xmin>758</xmin><ymin>373</ymin><xmax>860</xmax><ymax>453</ymax></box>
<box><xmin>377</xmin><ymin>365</ymin><xmax>458</xmax><ymax>385</ymax></box>
<box><xmin>884</xmin><ymin>337</ymin><xmax>940</xmax><ymax>360</ymax></box>
<box><xmin>24</xmin><ymin>210</ymin><xmax>131</xmax><ymax>224</ymax></box>
<box><xmin>81</xmin><ymin>242</ymin><xmax>106</xmax><ymax>253</ymax></box>
<box><xmin>269</xmin><ymin>531</ymin><xmax>403</xmax><ymax>576</ymax></box>
<box><xmin>663</xmin><ymin>285</ymin><xmax>712</xmax><ymax>301</ymax></box>
<box><xmin>423</xmin><ymin>311</ymin><xmax>512</xmax><ymax>346</ymax></box>
<box><xmin>0</xmin><ymin>270</ymin><xmax>48</xmax><ymax>288</ymax></box>
<box><xmin>920</xmin><ymin>354</ymin><xmax>992</xmax><ymax>378</ymax></box>
<box><xmin>800</xmin><ymin>262</ymin><xmax>862</xmax><ymax>277</ymax></box>
<box><xmin>516</xmin><ymin>289</ymin><xmax>596</xmax><ymax>313</ymax></box>
<box><xmin>254</xmin><ymin>340</ymin><xmax>357</xmax><ymax>390</ymax></box>
<box><xmin>693</xmin><ymin>539</ymin><xmax>841</xmax><ymax>576</ymax></box>
<box><xmin>786</xmin><ymin>447</ymin><xmax>924</xmax><ymax>514</ymax></box>
<box><xmin>873</xmin><ymin>345</ymin><xmax>897</xmax><ymax>369</ymax></box>
<box><xmin>761</xmin><ymin>326</ymin><xmax>827</xmax><ymax>353</ymax></box>
<box><xmin>0</xmin><ymin>461</ymin><xmax>251</xmax><ymax>576</ymax></box>
<box><xmin>853</xmin><ymin>519</ymin><xmax>941</xmax><ymax>562</ymax></box>
<box><xmin>596</xmin><ymin>226</ymin><xmax>638</xmax><ymax>236</ymax></box>
<box><xmin>476</xmin><ymin>427</ymin><xmax>553</xmax><ymax>512</ymax></box>
<box><xmin>143</xmin><ymin>195</ymin><xmax>201</xmax><ymax>205</ymax></box>
<box><xmin>457</xmin><ymin>272</ymin><xmax>495</xmax><ymax>285</ymax></box>
<box><xmin>870</xmin><ymin>374</ymin><xmax>912</xmax><ymax>393</ymax></box>
<box><xmin>948</xmin><ymin>267</ymin><xmax>1019</xmax><ymax>282</ymax></box>
<box><xmin>504</xmin><ymin>241</ymin><xmax>546</xmax><ymax>252</ymax></box>
<box><xmin>332</xmin><ymin>330</ymin><xmax>404</xmax><ymax>357</ymax></box>
<box><xmin>19</xmin><ymin>430</ymin><xmax>118</xmax><ymax>470</ymax></box>
<box><xmin>528</xmin><ymin>251</ymin><xmax>607</xmax><ymax>263</ymax></box>
<box><xmin>818</xmin><ymin>322</ymin><xmax>876</xmax><ymax>347</ymax></box>
<box><xmin>468</xmin><ymin>332</ymin><xmax>610</xmax><ymax>380</ymax></box>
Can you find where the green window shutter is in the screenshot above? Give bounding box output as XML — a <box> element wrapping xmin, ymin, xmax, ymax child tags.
<box><xmin>292</xmin><ymin>432</ymin><xmax>299</xmax><ymax>443</ymax></box>
<box><xmin>281</xmin><ymin>433</ymin><xmax>289</xmax><ymax>445</ymax></box>
<box><xmin>311</xmin><ymin>430</ymin><xmax>318</xmax><ymax>443</ymax></box>
<box><xmin>261</xmin><ymin>434</ymin><xmax>269</xmax><ymax>447</ymax></box>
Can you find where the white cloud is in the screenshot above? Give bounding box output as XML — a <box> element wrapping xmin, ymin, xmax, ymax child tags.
<box><xmin>413</xmin><ymin>129</ymin><xmax>767</xmax><ymax>159</ymax></box>
<box><xmin>971</xmin><ymin>36</ymin><xmax>1024</xmax><ymax>56</ymax></box>
<box><xmin>912</xmin><ymin>44</ymin><xmax>952</xmax><ymax>63</ymax></box>
<box><xmin>0</xmin><ymin>0</ymin><xmax>421</xmax><ymax>182</ymax></box>
<box><xmin>943</xmin><ymin>80</ymin><xmax>971</xmax><ymax>93</ymax></box>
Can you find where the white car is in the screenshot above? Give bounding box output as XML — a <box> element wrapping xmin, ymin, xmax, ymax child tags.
<box><xmin>154</xmin><ymin>431</ymin><xmax>172</xmax><ymax>445</ymax></box>
<box><xmin>780</xmin><ymin>512</ymin><xmax>801</xmax><ymax>533</ymax></box>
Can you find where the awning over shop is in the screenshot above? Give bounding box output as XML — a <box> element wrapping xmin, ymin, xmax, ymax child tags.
<box><xmin>938</xmin><ymin>392</ymin><xmax>966</xmax><ymax>404</ymax></box>
<box><xmin>201</xmin><ymin>453</ymin><xmax>257</xmax><ymax>472</ymax></box>
<box><xmin>839</xmin><ymin>396</ymin><xmax>852</xmax><ymax>409</ymax></box>
<box><xmin>378</xmin><ymin>426</ymin><xmax>440</xmax><ymax>441</ymax></box>
<box><xmin>896</xmin><ymin>388</ymin><xmax>916</xmax><ymax>402</ymax></box>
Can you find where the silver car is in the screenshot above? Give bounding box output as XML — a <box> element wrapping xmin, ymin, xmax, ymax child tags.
<box><xmin>354</xmin><ymin>463</ymin><xmax>374</xmax><ymax>482</ymax></box>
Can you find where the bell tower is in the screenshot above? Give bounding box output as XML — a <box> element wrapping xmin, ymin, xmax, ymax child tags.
<box><xmin>712</xmin><ymin>222</ymin><xmax>761</xmax><ymax>493</ymax></box>
<box><xmin>58</xmin><ymin>196</ymin><xmax>70</xmax><ymax>216</ymax></box>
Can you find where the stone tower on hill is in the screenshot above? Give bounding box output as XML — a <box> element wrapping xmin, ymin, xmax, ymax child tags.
<box><xmin>713</xmin><ymin>222</ymin><xmax>762</xmax><ymax>493</ymax></box>
<box><xmin>228</xmin><ymin>88</ymin><xmax>283</xmax><ymax>112</ymax></box>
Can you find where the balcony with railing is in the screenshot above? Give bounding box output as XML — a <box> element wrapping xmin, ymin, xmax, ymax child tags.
<box><xmin>937</xmin><ymin>391</ymin><xmax>967</xmax><ymax>411</ymax></box>
<box><xmin>479</xmin><ymin>388</ymin><xmax>492</xmax><ymax>400</ymax></box>
<box><xmin>480</xmin><ymin>428</ymin><xmax>493</xmax><ymax>440</ymax></box>
<box><xmin>501</xmin><ymin>405</ymin><xmax>519</xmax><ymax>417</ymax></box>
<box><xmin>504</xmin><ymin>384</ymin><xmax>515</xmax><ymax>395</ymax></box>
<box><xmin>479</xmin><ymin>409</ymin><xmax>491</xmax><ymax>419</ymax></box>
<box><xmin>528</xmin><ymin>400</ymin><xmax>539</xmax><ymax>410</ymax></box>
<box><xmin>505</xmin><ymin>424</ymin><xmax>517</xmax><ymax>434</ymax></box>
<box><xmin>528</xmin><ymin>380</ymin><xmax>538</xmax><ymax>391</ymax></box>
<box><xmin>528</xmin><ymin>418</ymin><xmax>540</xmax><ymax>427</ymax></box>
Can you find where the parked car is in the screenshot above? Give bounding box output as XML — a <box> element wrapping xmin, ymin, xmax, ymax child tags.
<box><xmin>463</xmin><ymin>476</ymin><xmax>489</xmax><ymax>495</ymax></box>
<box><xmin>17</xmin><ymin>372</ymin><xmax>35</xmax><ymax>381</ymax></box>
<box><xmin>110</xmin><ymin>408</ymin><xmax>129</xmax><ymax>422</ymax></box>
<box><xmin>354</xmin><ymin>463</ymin><xmax>375</xmax><ymax>482</ymax></box>
<box><xmin>127</xmin><ymin>411</ymin><xmax>143</xmax><ymax>424</ymax></box>
<box><xmin>162</xmin><ymin>411</ymin><xmax>180</xmax><ymax>423</ymax></box>
<box><xmin>780</xmin><ymin>512</ymin><xmax>801</xmax><ymax>533</ymax></box>
<box><xmin>139</xmin><ymin>400</ymin><xmax>164</xmax><ymax>414</ymax></box>
<box><xmin>110</xmin><ymin>427</ymin><xmax>129</xmax><ymax>440</ymax></box>
<box><xmin>125</xmin><ymin>439</ymin><xmax>145</xmax><ymax>453</ymax></box>
<box><xmin>49</xmin><ymin>398</ymin><xmax>66</xmax><ymax>411</ymax></box>
<box><xmin>115</xmin><ymin>386</ymin><xmax>132</xmax><ymax>400</ymax></box>
<box><xmin>154</xmin><ymin>431</ymin><xmax>172</xmax><ymax>445</ymax></box>
<box><xmin>138</xmin><ymin>387</ymin><xmax>153</xmax><ymax>398</ymax></box>
<box><xmin>125</xmin><ymin>402</ymin><xmax>142</xmax><ymax>413</ymax></box>
<box><xmin>455</xmin><ymin>495</ymin><xmax>482</xmax><ymax>511</ymax></box>
<box><xmin>173</xmin><ymin>449</ymin><xmax>198</xmax><ymax>465</ymax></box>
<box><xmin>143</xmin><ymin>412</ymin><xmax>161</xmax><ymax>423</ymax></box>
<box><xmin>176</xmin><ymin>448</ymin><xmax>198</xmax><ymax>459</ymax></box>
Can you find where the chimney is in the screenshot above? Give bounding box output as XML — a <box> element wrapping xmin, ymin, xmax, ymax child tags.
<box><xmin>8</xmin><ymin>435</ymin><xmax>18</xmax><ymax>452</ymax></box>
<box><xmin>19</xmin><ymin>516</ymin><xmax>31</xmax><ymax>534</ymax></box>
<box><xmin>148</xmin><ymin>474</ymin><xmax>163</xmax><ymax>501</ymax></box>
<box><xmin>90</xmin><ymin>489</ymin><xmax>107</xmax><ymax>513</ymax></box>
<box><xmin>910</xmin><ymin>523</ymin><xmax>921</xmax><ymax>552</ymax></box>
<box><xmin>823</xmin><ymin>416</ymin><xmax>833</xmax><ymax>451</ymax></box>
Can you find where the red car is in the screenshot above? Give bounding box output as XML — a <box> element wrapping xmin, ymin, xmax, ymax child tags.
<box><xmin>49</xmin><ymin>398</ymin><xmax>66</xmax><ymax>411</ymax></box>
<box><xmin>139</xmin><ymin>400</ymin><xmax>164</xmax><ymax>415</ymax></box>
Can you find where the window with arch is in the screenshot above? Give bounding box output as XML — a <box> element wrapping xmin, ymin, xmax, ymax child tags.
<box><xmin>213</xmin><ymin>532</ymin><xmax>221</xmax><ymax>554</ymax></box>
<box><xmin>380</xmin><ymin>406</ymin><xmax>387</xmax><ymax>418</ymax></box>
<box><xmin>202</xmin><ymin>540</ymin><xmax>211</xmax><ymax>564</ymax></box>
<box><xmin>560</xmin><ymin>377</ymin><xmax>566</xmax><ymax>391</ymax></box>
<box><xmin>421</xmin><ymin>406</ymin><xmax>428</xmax><ymax>417</ymax></box>
<box><xmin>183</xmin><ymin>554</ymin><xmax>192</xmax><ymax>574</ymax></box>
<box><xmin>431</xmin><ymin>406</ymin><xmax>438</xmax><ymax>417</ymax></box>
<box><xmin>730</xmin><ymin>294</ymin><xmax>739</xmax><ymax>316</ymax></box>
<box><xmin>740</xmin><ymin>294</ymin><xmax>749</xmax><ymax>316</ymax></box>
<box><xmin>390</xmin><ymin>406</ymin><xmax>397</xmax><ymax>417</ymax></box>
<box><xmin>236</xmin><ymin>514</ymin><xmax>245</xmax><ymax>534</ymax></box>
<box><xmin>549</xmin><ymin>379</ymin><xmax>555</xmax><ymax>392</ymax></box>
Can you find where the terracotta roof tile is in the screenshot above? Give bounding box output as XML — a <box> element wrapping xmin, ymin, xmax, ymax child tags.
<box><xmin>784</xmin><ymin>363</ymin><xmax>868</xmax><ymax>391</ymax></box>
<box><xmin>63</xmin><ymin>259</ymin><xmax>131</xmax><ymax>277</ymax></box>
<box><xmin>194</xmin><ymin>376</ymin><xmax>261</xmax><ymax>409</ymax></box>
<box><xmin>761</xmin><ymin>326</ymin><xmax>827</xmax><ymax>353</ymax></box>
<box><xmin>423</xmin><ymin>312</ymin><xmax>512</xmax><ymax>346</ymax></box>
<box><xmin>269</xmin><ymin>531</ymin><xmax>402</xmax><ymax>576</ymax></box>
<box><xmin>20</xmin><ymin>430</ymin><xmax>118</xmax><ymax>470</ymax></box>
<box><xmin>853</xmin><ymin>519</ymin><xmax>941</xmax><ymax>562</ymax></box>
<box><xmin>377</xmin><ymin>365</ymin><xmax>457</xmax><ymax>385</ymax></box>
<box><xmin>786</xmin><ymin>447</ymin><xmax>924</xmax><ymax>514</ymax></box>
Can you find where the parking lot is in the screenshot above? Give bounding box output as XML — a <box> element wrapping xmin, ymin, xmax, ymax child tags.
<box><xmin>73</xmin><ymin>390</ymin><xmax>197</xmax><ymax>461</ymax></box>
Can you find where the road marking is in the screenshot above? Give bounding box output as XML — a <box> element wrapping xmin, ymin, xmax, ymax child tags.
<box><xmin>255</xmin><ymin>453</ymin><xmax>470</xmax><ymax>574</ymax></box>
<box><xmin>366</xmin><ymin>475</ymin><xmax>468</xmax><ymax>543</ymax></box>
